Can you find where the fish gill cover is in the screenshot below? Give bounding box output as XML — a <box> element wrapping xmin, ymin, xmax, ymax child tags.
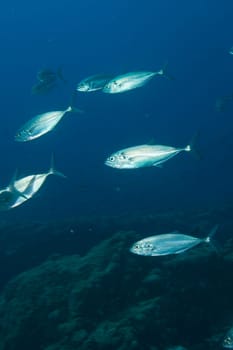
<box><xmin>0</xmin><ymin>0</ymin><xmax>232</xmax><ymax>349</ymax></box>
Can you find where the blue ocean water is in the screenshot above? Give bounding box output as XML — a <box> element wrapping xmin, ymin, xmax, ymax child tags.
<box><xmin>0</xmin><ymin>3</ymin><xmax>233</xmax><ymax>349</ymax></box>
<box><xmin>0</xmin><ymin>0</ymin><xmax>232</xmax><ymax>222</ymax></box>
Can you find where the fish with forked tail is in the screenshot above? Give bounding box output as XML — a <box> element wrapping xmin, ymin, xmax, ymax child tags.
<box><xmin>105</xmin><ymin>134</ymin><xmax>199</xmax><ymax>169</ymax></box>
<box><xmin>15</xmin><ymin>105</ymin><xmax>82</xmax><ymax>142</ymax></box>
<box><xmin>130</xmin><ymin>226</ymin><xmax>219</xmax><ymax>256</ymax></box>
<box><xmin>103</xmin><ymin>63</ymin><xmax>173</xmax><ymax>94</ymax></box>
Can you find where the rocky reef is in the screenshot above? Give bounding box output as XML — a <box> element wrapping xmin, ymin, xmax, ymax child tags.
<box><xmin>0</xmin><ymin>207</ymin><xmax>232</xmax><ymax>350</ymax></box>
<box><xmin>0</xmin><ymin>204</ymin><xmax>232</xmax><ymax>290</ymax></box>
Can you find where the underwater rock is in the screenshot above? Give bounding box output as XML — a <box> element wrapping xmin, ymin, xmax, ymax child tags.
<box><xmin>0</xmin><ymin>204</ymin><xmax>232</xmax><ymax>291</ymax></box>
<box><xmin>0</xmin><ymin>225</ymin><xmax>232</xmax><ymax>350</ymax></box>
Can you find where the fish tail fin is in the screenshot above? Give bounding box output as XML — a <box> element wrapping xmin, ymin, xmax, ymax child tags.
<box><xmin>70</xmin><ymin>106</ymin><xmax>84</xmax><ymax>114</ymax></box>
<box><xmin>57</xmin><ymin>66</ymin><xmax>67</xmax><ymax>83</ymax></box>
<box><xmin>69</xmin><ymin>91</ymin><xmax>85</xmax><ymax>114</ymax></box>
<box><xmin>65</xmin><ymin>105</ymin><xmax>84</xmax><ymax>114</ymax></box>
<box><xmin>205</xmin><ymin>225</ymin><xmax>220</xmax><ymax>252</ymax></box>
<box><xmin>157</xmin><ymin>61</ymin><xmax>175</xmax><ymax>80</ymax></box>
<box><xmin>185</xmin><ymin>131</ymin><xmax>202</xmax><ymax>159</ymax></box>
<box><xmin>65</xmin><ymin>106</ymin><xmax>73</xmax><ymax>113</ymax></box>
<box><xmin>49</xmin><ymin>154</ymin><xmax>66</xmax><ymax>178</ymax></box>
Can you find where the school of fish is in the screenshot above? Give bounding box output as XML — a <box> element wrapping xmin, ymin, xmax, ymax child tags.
<box><xmin>0</xmin><ymin>49</ymin><xmax>232</xmax><ymax>348</ymax></box>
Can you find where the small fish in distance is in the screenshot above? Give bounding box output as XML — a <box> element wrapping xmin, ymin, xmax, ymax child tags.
<box><xmin>103</xmin><ymin>63</ymin><xmax>173</xmax><ymax>94</ymax></box>
<box><xmin>105</xmin><ymin>135</ymin><xmax>198</xmax><ymax>169</ymax></box>
<box><xmin>15</xmin><ymin>105</ymin><xmax>82</xmax><ymax>142</ymax></box>
<box><xmin>77</xmin><ymin>74</ymin><xmax>113</xmax><ymax>92</ymax></box>
<box><xmin>31</xmin><ymin>67</ymin><xmax>66</xmax><ymax>95</ymax></box>
<box><xmin>130</xmin><ymin>226</ymin><xmax>219</xmax><ymax>256</ymax></box>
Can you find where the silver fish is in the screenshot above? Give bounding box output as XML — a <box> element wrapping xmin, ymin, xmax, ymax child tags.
<box><xmin>105</xmin><ymin>143</ymin><xmax>191</xmax><ymax>169</ymax></box>
<box><xmin>77</xmin><ymin>74</ymin><xmax>113</xmax><ymax>92</ymax></box>
<box><xmin>11</xmin><ymin>158</ymin><xmax>65</xmax><ymax>208</ymax></box>
<box><xmin>103</xmin><ymin>64</ymin><xmax>172</xmax><ymax>94</ymax></box>
<box><xmin>229</xmin><ymin>47</ymin><xmax>233</xmax><ymax>55</ymax></box>
<box><xmin>15</xmin><ymin>106</ymin><xmax>73</xmax><ymax>142</ymax></box>
<box><xmin>223</xmin><ymin>327</ymin><xmax>233</xmax><ymax>349</ymax></box>
<box><xmin>130</xmin><ymin>226</ymin><xmax>218</xmax><ymax>256</ymax></box>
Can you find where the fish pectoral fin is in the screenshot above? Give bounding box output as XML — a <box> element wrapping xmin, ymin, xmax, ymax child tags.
<box><xmin>153</xmin><ymin>163</ymin><xmax>163</xmax><ymax>168</ymax></box>
<box><xmin>174</xmin><ymin>248</ymin><xmax>189</xmax><ymax>254</ymax></box>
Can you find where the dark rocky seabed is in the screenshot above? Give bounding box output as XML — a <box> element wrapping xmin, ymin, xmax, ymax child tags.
<box><xmin>0</xmin><ymin>205</ymin><xmax>232</xmax><ymax>350</ymax></box>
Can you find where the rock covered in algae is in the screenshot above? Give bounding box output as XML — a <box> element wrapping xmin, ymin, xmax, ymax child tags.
<box><xmin>0</xmin><ymin>205</ymin><xmax>232</xmax><ymax>290</ymax></box>
<box><xmin>0</xmin><ymin>228</ymin><xmax>232</xmax><ymax>350</ymax></box>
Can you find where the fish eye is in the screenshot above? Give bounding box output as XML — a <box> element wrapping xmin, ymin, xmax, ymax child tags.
<box><xmin>109</xmin><ymin>156</ymin><xmax>115</xmax><ymax>162</ymax></box>
<box><xmin>135</xmin><ymin>244</ymin><xmax>139</xmax><ymax>249</ymax></box>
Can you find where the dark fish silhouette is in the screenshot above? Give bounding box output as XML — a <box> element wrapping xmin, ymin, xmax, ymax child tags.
<box><xmin>215</xmin><ymin>94</ymin><xmax>233</xmax><ymax>112</ymax></box>
<box><xmin>31</xmin><ymin>67</ymin><xmax>66</xmax><ymax>95</ymax></box>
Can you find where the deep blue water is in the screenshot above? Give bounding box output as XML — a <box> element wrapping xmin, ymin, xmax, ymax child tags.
<box><xmin>0</xmin><ymin>0</ymin><xmax>233</xmax><ymax>221</ymax></box>
<box><xmin>0</xmin><ymin>3</ymin><xmax>233</xmax><ymax>349</ymax></box>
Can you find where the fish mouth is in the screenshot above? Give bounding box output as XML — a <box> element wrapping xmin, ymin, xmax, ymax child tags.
<box><xmin>105</xmin><ymin>160</ymin><xmax>122</xmax><ymax>169</ymax></box>
<box><xmin>104</xmin><ymin>160</ymin><xmax>114</xmax><ymax>167</ymax></box>
<box><xmin>105</xmin><ymin>159</ymin><xmax>124</xmax><ymax>169</ymax></box>
<box><xmin>129</xmin><ymin>247</ymin><xmax>136</xmax><ymax>254</ymax></box>
<box><xmin>129</xmin><ymin>246</ymin><xmax>143</xmax><ymax>255</ymax></box>
<box><xmin>77</xmin><ymin>85</ymin><xmax>88</xmax><ymax>92</ymax></box>
<box><xmin>14</xmin><ymin>135</ymin><xmax>28</xmax><ymax>142</ymax></box>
